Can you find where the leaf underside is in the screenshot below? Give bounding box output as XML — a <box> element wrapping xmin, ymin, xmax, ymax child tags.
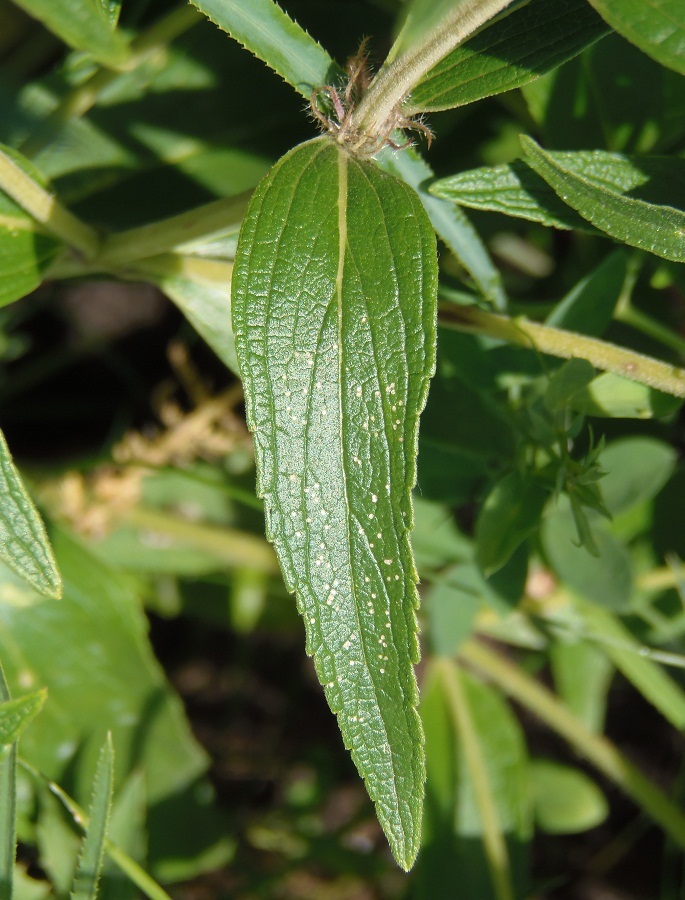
<box><xmin>232</xmin><ymin>137</ymin><xmax>437</xmax><ymax>869</ymax></box>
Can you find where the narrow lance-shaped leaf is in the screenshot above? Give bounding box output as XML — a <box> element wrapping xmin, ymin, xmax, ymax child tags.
<box><xmin>407</xmin><ymin>0</ymin><xmax>609</xmax><ymax>112</ymax></box>
<box><xmin>0</xmin><ymin>430</ymin><xmax>61</xmax><ymax>599</ymax></box>
<box><xmin>71</xmin><ymin>734</ymin><xmax>114</xmax><ymax>900</ymax></box>
<box><xmin>232</xmin><ymin>137</ymin><xmax>437</xmax><ymax>869</ymax></box>
<box><xmin>189</xmin><ymin>0</ymin><xmax>341</xmax><ymax>98</ymax></box>
<box><xmin>588</xmin><ymin>0</ymin><xmax>685</xmax><ymax>77</ymax></box>
<box><xmin>11</xmin><ymin>0</ymin><xmax>129</xmax><ymax>67</ymax></box>
<box><xmin>521</xmin><ymin>137</ymin><xmax>685</xmax><ymax>263</ymax></box>
<box><xmin>429</xmin><ymin>160</ymin><xmax>599</xmax><ymax>233</ymax></box>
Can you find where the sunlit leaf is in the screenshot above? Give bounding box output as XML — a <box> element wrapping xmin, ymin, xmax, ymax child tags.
<box><xmin>521</xmin><ymin>137</ymin><xmax>685</xmax><ymax>262</ymax></box>
<box><xmin>232</xmin><ymin>137</ymin><xmax>437</xmax><ymax>869</ymax></box>
<box><xmin>429</xmin><ymin>159</ymin><xmax>597</xmax><ymax>233</ymax></box>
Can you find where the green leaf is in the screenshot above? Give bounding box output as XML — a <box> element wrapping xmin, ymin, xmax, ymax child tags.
<box><xmin>0</xmin><ymin>154</ymin><xmax>61</xmax><ymax>307</ymax></box>
<box><xmin>390</xmin><ymin>0</ymin><xmax>460</xmax><ymax>60</ymax></box>
<box><xmin>544</xmin><ymin>359</ymin><xmax>596</xmax><ymax>412</ymax></box>
<box><xmin>521</xmin><ymin>34</ymin><xmax>685</xmax><ymax>154</ymax></box>
<box><xmin>380</xmin><ymin>147</ymin><xmax>506</xmax><ymax>308</ymax></box>
<box><xmin>588</xmin><ymin>0</ymin><xmax>685</xmax><ymax>77</ymax></box>
<box><xmin>11</xmin><ymin>0</ymin><xmax>129</xmax><ymax>67</ymax></box>
<box><xmin>530</xmin><ymin>759</ymin><xmax>608</xmax><ymax>834</ymax></box>
<box><xmin>429</xmin><ymin>159</ymin><xmax>598</xmax><ymax>233</ymax></box>
<box><xmin>418</xmin><ymin>662</ymin><xmax>531</xmax><ymax>899</ymax></box>
<box><xmin>137</xmin><ymin>258</ymin><xmax>239</xmax><ymax>375</ymax></box>
<box><xmin>407</xmin><ymin>0</ymin><xmax>609</xmax><ymax>112</ymax></box>
<box><xmin>476</xmin><ymin>471</ymin><xmax>549</xmax><ymax>577</ymax></box>
<box><xmin>550</xmin><ymin>640</ymin><xmax>613</xmax><ymax>733</ymax></box>
<box><xmin>0</xmin><ymin>222</ymin><xmax>59</xmax><ymax>309</ymax></box>
<box><xmin>542</xmin><ymin>502</ymin><xmax>633</xmax><ymax>611</ymax></box>
<box><xmin>576</xmin><ymin>599</ymin><xmax>685</xmax><ymax>730</ymax></box>
<box><xmin>71</xmin><ymin>734</ymin><xmax>114</xmax><ymax>900</ymax></box>
<box><xmin>0</xmin><ymin>666</ymin><xmax>15</xmax><ymax>900</ymax></box>
<box><xmin>0</xmin><ymin>690</ymin><xmax>46</xmax><ymax>754</ymax></box>
<box><xmin>567</xmin><ymin>372</ymin><xmax>681</xmax><ymax>419</ymax></box>
<box><xmin>232</xmin><ymin>137</ymin><xmax>437</xmax><ymax>870</ymax></box>
<box><xmin>546</xmin><ymin>251</ymin><xmax>627</xmax><ymax>336</ymax></box>
<box><xmin>188</xmin><ymin>0</ymin><xmax>341</xmax><ymax>98</ymax></box>
<box><xmin>599</xmin><ymin>438</ymin><xmax>677</xmax><ymax>516</ymax></box>
<box><xmin>0</xmin><ymin>429</ymin><xmax>61</xmax><ymax>599</ymax></box>
<box><xmin>521</xmin><ymin>137</ymin><xmax>685</xmax><ymax>263</ymax></box>
<box><xmin>426</xmin><ymin>569</ymin><xmax>480</xmax><ymax>658</ymax></box>
<box><xmin>0</xmin><ymin>529</ymin><xmax>231</xmax><ymax>880</ymax></box>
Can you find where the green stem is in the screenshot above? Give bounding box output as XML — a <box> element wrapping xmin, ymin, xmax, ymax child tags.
<box><xmin>440</xmin><ymin>303</ymin><xmax>685</xmax><ymax>398</ymax></box>
<box><xmin>97</xmin><ymin>194</ymin><xmax>249</xmax><ymax>267</ymax></box>
<box><xmin>435</xmin><ymin>658</ymin><xmax>514</xmax><ymax>900</ymax></box>
<box><xmin>459</xmin><ymin>640</ymin><xmax>685</xmax><ymax>849</ymax></box>
<box><xmin>124</xmin><ymin>506</ymin><xmax>279</xmax><ymax>575</ymax></box>
<box><xmin>0</xmin><ymin>149</ymin><xmax>99</xmax><ymax>258</ymax></box>
<box><xmin>20</xmin><ymin>6</ymin><xmax>201</xmax><ymax>157</ymax></box>
<box><xmin>19</xmin><ymin>759</ymin><xmax>172</xmax><ymax>900</ymax></box>
<box><xmin>349</xmin><ymin>0</ymin><xmax>513</xmax><ymax>139</ymax></box>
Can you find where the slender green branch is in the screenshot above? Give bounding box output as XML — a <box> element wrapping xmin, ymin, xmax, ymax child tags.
<box><xmin>349</xmin><ymin>0</ymin><xmax>514</xmax><ymax>139</ymax></box>
<box><xmin>20</xmin><ymin>5</ymin><xmax>201</xmax><ymax>157</ymax></box>
<box><xmin>459</xmin><ymin>640</ymin><xmax>685</xmax><ymax>849</ymax></box>
<box><xmin>435</xmin><ymin>659</ymin><xmax>514</xmax><ymax>900</ymax></box>
<box><xmin>440</xmin><ymin>303</ymin><xmax>685</xmax><ymax>398</ymax></box>
<box><xmin>0</xmin><ymin>149</ymin><xmax>99</xmax><ymax>258</ymax></box>
<box><xmin>19</xmin><ymin>759</ymin><xmax>173</xmax><ymax>900</ymax></box>
<box><xmin>97</xmin><ymin>194</ymin><xmax>249</xmax><ymax>267</ymax></box>
<box><xmin>124</xmin><ymin>506</ymin><xmax>279</xmax><ymax>575</ymax></box>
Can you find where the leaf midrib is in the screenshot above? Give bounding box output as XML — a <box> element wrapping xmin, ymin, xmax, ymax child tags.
<box><xmin>335</xmin><ymin>146</ymin><xmax>405</xmax><ymax>836</ymax></box>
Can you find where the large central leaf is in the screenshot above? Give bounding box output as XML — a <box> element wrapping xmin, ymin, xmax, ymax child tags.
<box><xmin>232</xmin><ymin>137</ymin><xmax>437</xmax><ymax>868</ymax></box>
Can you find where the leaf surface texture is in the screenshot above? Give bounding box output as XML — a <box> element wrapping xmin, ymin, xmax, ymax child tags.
<box><xmin>232</xmin><ymin>138</ymin><xmax>437</xmax><ymax>868</ymax></box>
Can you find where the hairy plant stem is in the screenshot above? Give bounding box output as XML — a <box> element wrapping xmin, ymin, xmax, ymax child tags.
<box><xmin>0</xmin><ymin>149</ymin><xmax>99</xmax><ymax>258</ymax></box>
<box><xmin>440</xmin><ymin>303</ymin><xmax>685</xmax><ymax>398</ymax></box>
<box><xmin>20</xmin><ymin>5</ymin><xmax>201</xmax><ymax>158</ymax></box>
<box><xmin>349</xmin><ymin>0</ymin><xmax>514</xmax><ymax>141</ymax></box>
<box><xmin>434</xmin><ymin>658</ymin><xmax>514</xmax><ymax>900</ymax></box>
<box><xmin>459</xmin><ymin>639</ymin><xmax>685</xmax><ymax>849</ymax></box>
